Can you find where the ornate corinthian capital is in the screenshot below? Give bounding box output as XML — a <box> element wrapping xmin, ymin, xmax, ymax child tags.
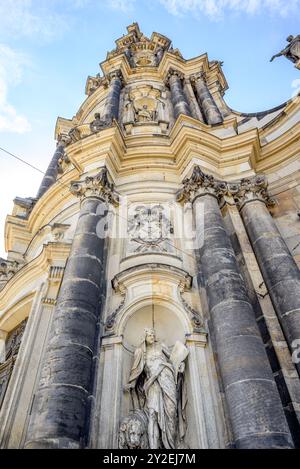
<box><xmin>176</xmin><ymin>166</ymin><xmax>220</xmax><ymax>203</ymax></box>
<box><xmin>165</xmin><ymin>68</ymin><xmax>184</xmax><ymax>83</ymax></box>
<box><xmin>70</xmin><ymin>167</ymin><xmax>119</xmax><ymax>206</ymax></box>
<box><xmin>176</xmin><ymin>166</ymin><xmax>275</xmax><ymax>208</ymax></box>
<box><xmin>190</xmin><ymin>71</ymin><xmax>206</xmax><ymax>84</ymax></box>
<box><xmin>106</xmin><ymin>69</ymin><xmax>123</xmax><ymax>83</ymax></box>
<box><xmin>234</xmin><ymin>175</ymin><xmax>275</xmax><ymax>208</ymax></box>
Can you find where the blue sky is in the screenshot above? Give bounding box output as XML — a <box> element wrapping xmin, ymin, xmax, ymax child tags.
<box><xmin>0</xmin><ymin>0</ymin><xmax>300</xmax><ymax>257</ymax></box>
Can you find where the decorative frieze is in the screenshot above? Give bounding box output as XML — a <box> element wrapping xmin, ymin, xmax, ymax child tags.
<box><xmin>70</xmin><ymin>167</ymin><xmax>119</xmax><ymax>206</ymax></box>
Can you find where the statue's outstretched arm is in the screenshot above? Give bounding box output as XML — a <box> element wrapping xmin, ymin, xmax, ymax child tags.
<box><xmin>270</xmin><ymin>45</ymin><xmax>290</xmax><ymax>62</ymax></box>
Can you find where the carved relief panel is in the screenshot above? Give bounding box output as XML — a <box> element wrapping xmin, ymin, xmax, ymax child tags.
<box><xmin>126</xmin><ymin>204</ymin><xmax>175</xmax><ymax>256</ymax></box>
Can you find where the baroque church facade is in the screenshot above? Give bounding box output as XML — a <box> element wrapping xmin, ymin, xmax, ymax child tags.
<box><xmin>0</xmin><ymin>23</ymin><xmax>300</xmax><ymax>449</ymax></box>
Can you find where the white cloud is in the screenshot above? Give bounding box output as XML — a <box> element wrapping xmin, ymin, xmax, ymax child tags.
<box><xmin>0</xmin><ymin>0</ymin><xmax>90</xmax><ymax>41</ymax></box>
<box><xmin>0</xmin><ymin>45</ymin><xmax>31</xmax><ymax>134</ymax></box>
<box><xmin>107</xmin><ymin>0</ymin><xmax>136</xmax><ymax>12</ymax></box>
<box><xmin>158</xmin><ymin>0</ymin><xmax>300</xmax><ymax>19</ymax></box>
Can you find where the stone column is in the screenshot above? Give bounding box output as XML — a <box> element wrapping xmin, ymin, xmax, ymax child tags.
<box><xmin>191</xmin><ymin>73</ymin><xmax>223</xmax><ymax>125</ymax></box>
<box><xmin>184</xmin><ymin>78</ymin><xmax>205</xmax><ymax>122</ymax></box>
<box><xmin>36</xmin><ymin>135</ymin><xmax>70</xmax><ymax>199</ymax></box>
<box><xmin>237</xmin><ymin>175</ymin><xmax>300</xmax><ymax>377</ymax></box>
<box><xmin>177</xmin><ymin>166</ymin><xmax>293</xmax><ymax>449</ymax></box>
<box><xmin>101</xmin><ymin>70</ymin><xmax>123</xmax><ymax>125</ymax></box>
<box><xmin>24</xmin><ymin>168</ymin><xmax>118</xmax><ymax>449</ymax></box>
<box><xmin>166</xmin><ymin>68</ymin><xmax>192</xmax><ymax>119</ymax></box>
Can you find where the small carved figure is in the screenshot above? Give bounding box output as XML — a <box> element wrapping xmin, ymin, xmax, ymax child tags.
<box><xmin>118</xmin><ymin>410</ymin><xmax>149</xmax><ymax>449</ymax></box>
<box><xmin>271</xmin><ymin>35</ymin><xmax>300</xmax><ymax>65</ymax></box>
<box><xmin>135</xmin><ymin>104</ymin><xmax>153</xmax><ymax>122</ymax></box>
<box><xmin>123</xmin><ymin>96</ymin><xmax>135</xmax><ymax>124</ymax></box>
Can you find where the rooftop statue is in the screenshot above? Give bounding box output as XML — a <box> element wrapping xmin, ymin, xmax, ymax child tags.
<box><xmin>270</xmin><ymin>35</ymin><xmax>300</xmax><ymax>67</ymax></box>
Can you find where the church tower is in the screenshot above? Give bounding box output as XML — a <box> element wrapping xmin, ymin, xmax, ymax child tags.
<box><xmin>1</xmin><ymin>23</ymin><xmax>300</xmax><ymax>449</ymax></box>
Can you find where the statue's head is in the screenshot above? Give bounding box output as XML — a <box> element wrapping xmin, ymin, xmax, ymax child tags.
<box><xmin>287</xmin><ymin>35</ymin><xmax>294</xmax><ymax>42</ymax></box>
<box><xmin>144</xmin><ymin>327</ymin><xmax>156</xmax><ymax>345</ymax></box>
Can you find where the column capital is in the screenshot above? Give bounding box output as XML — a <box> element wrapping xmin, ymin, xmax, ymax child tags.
<box><xmin>57</xmin><ymin>133</ymin><xmax>72</xmax><ymax>147</ymax></box>
<box><xmin>176</xmin><ymin>166</ymin><xmax>223</xmax><ymax>203</ymax></box>
<box><xmin>177</xmin><ymin>167</ymin><xmax>274</xmax><ymax>208</ymax></box>
<box><xmin>165</xmin><ymin>67</ymin><xmax>184</xmax><ymax>84</ymax></box>
<box><xmin>190</xmin><ymin>71</ymin><xmax>206</xmax><ymax>83</ymax></box>
<box><xmin>106</xmin><ymin>69</ymin><xmax>123</xmax><ymax>83</ymax></box>
<box><xmin>70</xmin><ymin>167</ymin><xmax>119</xmax><ymax>206</ymax></box>
<box><xmin>235</xmin><ymin>175</ymin><xmax>275</xmax><ymax>209</ymax></box>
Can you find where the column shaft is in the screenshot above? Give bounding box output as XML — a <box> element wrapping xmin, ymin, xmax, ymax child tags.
<box><xmin>193</xmin><ymin>75</ymin><xmax>223</xmax><ymax>125</ymax></box>
<box><xmin>102</xmin><ymin>72</ymin><xmax>122</xmax><ymax>124</ymax></box>
<box><xmin>25</xmin><ymin>196</ymin><xmax>108</xmax><ymax>448</ymax></box>
<box><xmin>194</xmin><ymin>194</ymin><xmax>293</xmax><ymax>448</ymax></box>
<box><xmin>168</xmin><ymin>70</ymin><xmax>191</xmax><ymax>119</ymax></box>
<box><xmin>240</xmin><ymin>200</ymin><xmax>300</xmax><ymax>376</ymax></box>
<box><xmin>36</xmin><ymin>142</ymin><xmax>65</xmax><ymax>199</ymax></box>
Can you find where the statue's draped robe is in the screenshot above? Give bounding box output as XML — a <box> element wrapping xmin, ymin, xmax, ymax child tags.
<box><xmin>128</xmin><ymin>342</ymin><xmax>181</xmax><ymax>449</ymax></box>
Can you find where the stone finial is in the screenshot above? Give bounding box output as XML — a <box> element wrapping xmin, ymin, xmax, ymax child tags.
<box><xmin>176</xmin><ymin>166</ymin><xmax>275</xmax><ymax>208</ymax></box>
<box><xmin>70</xmin><ymin>167</ymin><xmax>119</xmax><ymax>206</ymax></box>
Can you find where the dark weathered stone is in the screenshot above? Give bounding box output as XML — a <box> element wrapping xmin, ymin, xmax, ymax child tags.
<box><xmin>191</xmin><ymin>74</ymin><xmax>223</xmax><ymax>125</ymax></box>
<box><xmin>167</xmin><ymin>69</ymin><xmax>191</xmax><ymax>119</ymax></box>
<box><xmin>241</xmin><ymin>200</ymin><xmax>300</xmax><ymax>377</ymax></box>
<box><xmin>36</xmin><ymin>143</ymin><xmax>65</xmax><ymax>199</ymax></box>
<box><xmin>25</xmin><ymin>196</ymin><xmax>108</xmax><ymax>449</ymax></box>
<box><xmin>102</xmin><ymin>71</ymin><xmax>123</xmax><ymax>124</ymax></box>
<box><xmin>193</xmin><ymin>194</ymin><xmax>293</xmax><ymax>448</ymax></box>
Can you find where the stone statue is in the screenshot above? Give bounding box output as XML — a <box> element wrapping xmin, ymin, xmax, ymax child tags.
<box><xmin>123</xmin><ymin>96</ymin><xmax>135</xmax><ymax>124</ymax></box>
<box><xmin>123</xmin><ymin>328</ymin><xmax>189</xmax><ymax>449</ymax></box>
<box><xmin>118</xmin><ymin>410</ymin><xmax>148</xmax><ymax>449</ymax></box>
<box><xmin>135</xmin><ymin>104</ymin><xmax>153</xmax><ymax>122</ymax></box>
<box><xmin>270</xmin><ymin>35</ymin><xmax>300</xmax><ymax>65</ymax></box>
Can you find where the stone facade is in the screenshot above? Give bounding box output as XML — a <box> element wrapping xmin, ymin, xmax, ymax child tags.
<box><xmin>0</xmin><ymin>23</ymin><xmax>300</xmax><ymax>449</ymax></box>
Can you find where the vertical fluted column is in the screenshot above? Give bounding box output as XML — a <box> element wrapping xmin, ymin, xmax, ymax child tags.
<box><xmin>36</xmin><ymin>135</ymin><xmax>70</xmax><ymax>199</ymax></box>
<box><xmin>177</xmin><ymin>167</ymin><xmax>293</xmax><ymax>449</ymax></box>
<box><xmin>191</xmin><ymin>73</ymin><xmax>223</xmax><ymax>125</ymax></box>
<box><xmin>101</xmin><ymin>70</ymin><xmax>123</xmax><ymax>125</ymax></box>
<box><xmin>166</xmin><ymin>68</ymin><xmax>192</xmax><ymax>119</ymax></box>
<box><xmin>25</xmin><ymin>168</ymin><xmax>118</xmax><ymax>449</ymax></box>
<box><xmin>237</xmin><ymin>176</ymin><xmax>300</xmax><ymax>377</ymax></box>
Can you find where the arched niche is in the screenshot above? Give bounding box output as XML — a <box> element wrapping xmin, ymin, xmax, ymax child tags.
<box><xmin>120</xmin><ymin>296</ymin><xmax>191</xmax><ymax>350</ymax></box>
